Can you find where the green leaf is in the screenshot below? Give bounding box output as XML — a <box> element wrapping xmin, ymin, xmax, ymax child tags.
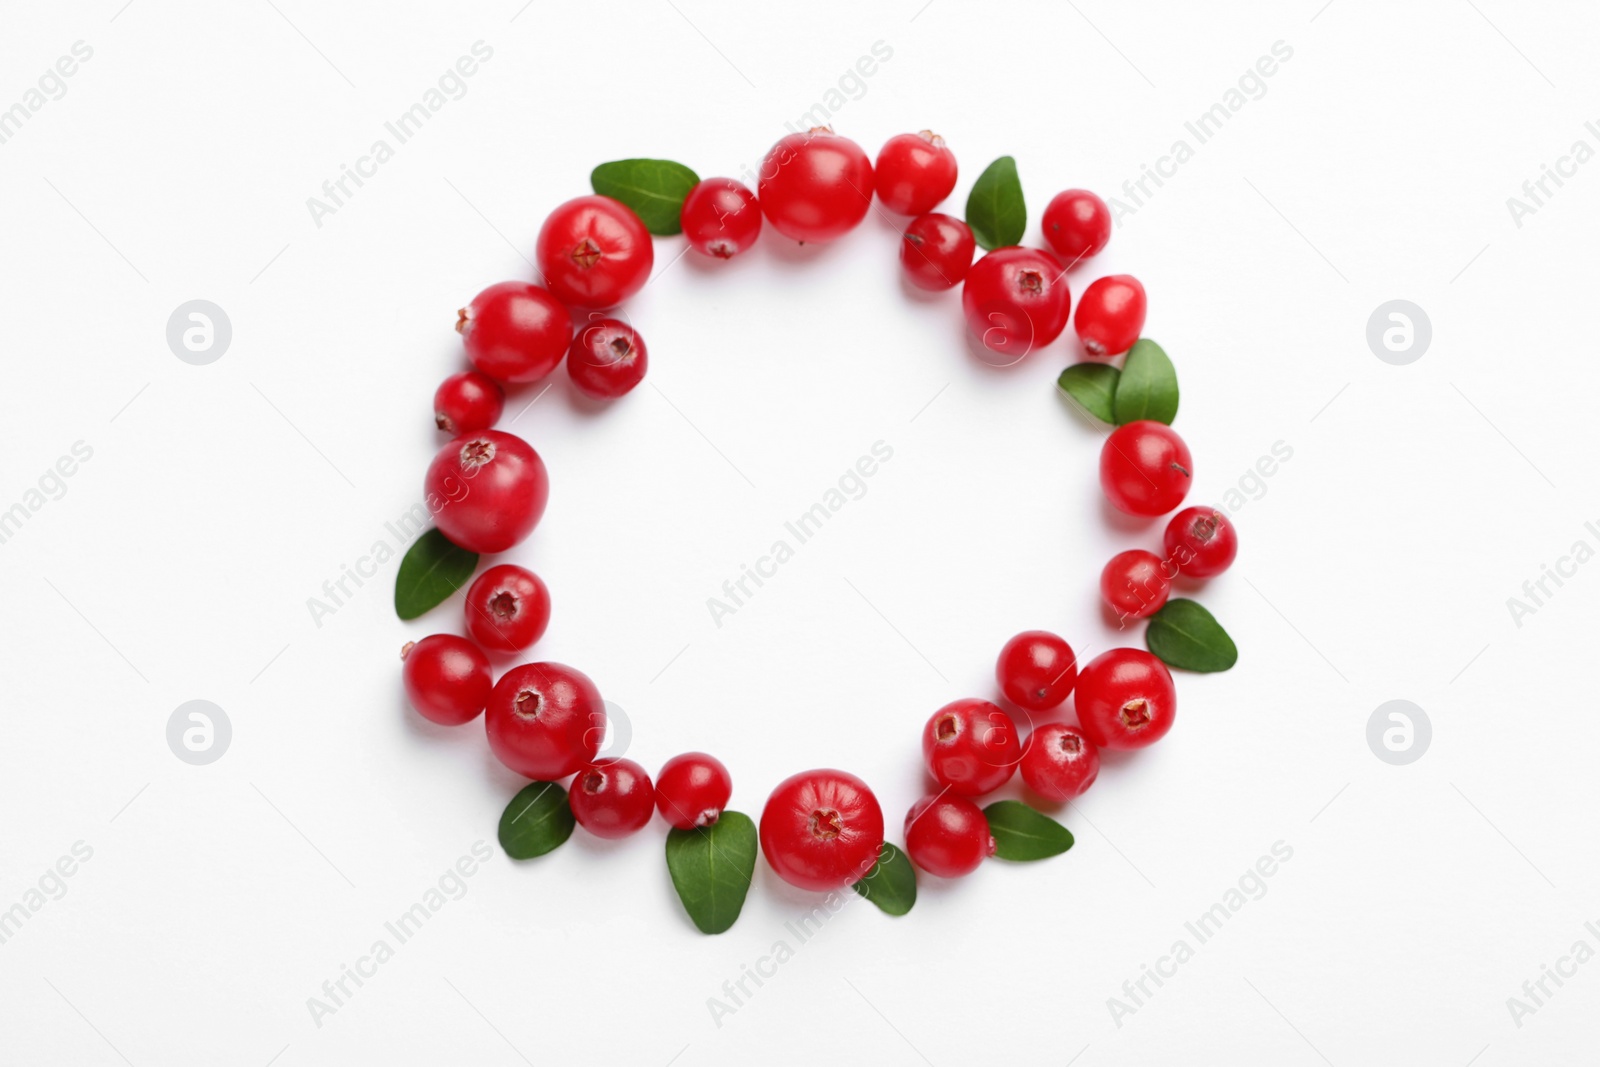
<box><xmin>965</xmin><ymin>155</ymin><xmax>1025</xmax><ymax>251</ymax></box>
<box><xmin>851</xmin><ymin>842</ymin><xmax>917</xmax><ymax>916</ymax></box>
<box><xmin>983</xmin><ymin>800</ymin><xmax>1075</xmax><ymax>861</ymax></box>
<box><xmin>394</xmin><ymin>528</ymin><xmax>477</xmax><ymax>620</ymax></box>
<box><xmin>498</xmin><ymin>781</ymin><xmax>576</xmax><ymax>859</ymax></box>
<box><xmin>665</xmin><ymin>811</ymin><xmax>757</xmax><ymax>935</ymax></box>
<box><xmin>1112</xmin><ymin>338</ymin><xmax>1180</xmax><ymax>426</ymax></box>
<box><xmin>590</xmin><ymin>159</ymin><xmax>701</xmax><ymax>236</ymax></box>
<box><xmin>1057</xmin><ymin>363</ymin><xmax>1121</xmax><ymax>423</ymax></box>
<box><xmin>1146</xmin><ymin>598</ymin><xmax>1239</xmax><ymax>672</ymax></box>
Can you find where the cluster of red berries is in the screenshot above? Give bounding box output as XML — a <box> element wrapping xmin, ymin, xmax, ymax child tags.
<box><xmin>398</xmin><ymin>124</ymin><xmax>1237</xmax><ymax>908</ymax></box>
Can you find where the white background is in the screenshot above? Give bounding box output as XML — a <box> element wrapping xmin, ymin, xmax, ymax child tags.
<box><xmin>2</xmin><ymin>1</ymin><xmax>1597</xmax><ymax>1064</ymax></box>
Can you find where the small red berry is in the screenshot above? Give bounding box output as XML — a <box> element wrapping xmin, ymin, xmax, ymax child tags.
<box><xmin>899</xmin><ymin>212</ymin><xmax>975</xmax><ymax>291</ymax></box>
<box><xmin>400</xmin><ymin>635</ymin><xmax>491</xmax><ymax>726</ymax></box>
<box><xmin>921</xmin><ymin>699</ymin><xmax>1022</xmax><ymax>796</ymax></box>
<box><xmin>1075</xmin><ymin>274</ymin><xmax>1147</xmax><ymax>357</ymax></box>
<box><xmin>1020</xmin><ymin>724</ymin><xmax>1100</xmax><ymax>802</ymax></box>
<box><xmin>425</xmin><ymin>430</ymin><xmax>549</xmax><ymax>554</ymax></box>
<box><xmin>874</xmin><ymin>130</ymin><xmax>958</xmax><ymax>216</ymax></box>
<box><xmin>655</xmin><ymin>752</ymin><xmax>733</xmax><ymax>829</ymax></box>
<box><xmin>961</xmin><ymin>246</ymin><xmax>1071</xmax><ymax>360</ymax></box>
<box><xmin>484</xmin><ymin>662</ymin><xmax>606</xmax><ymax>780</ymax></box>
<box><xmin>464</xmin><ymin>564</ymin><xmax>551</xmax><ymax>653</ymax></box>
<box><xmin>759</xmin><ymin>769</ymin><xmax>884</xmax><ymax>891</ymax></box>
<box><xmin>566</xmin><ymin>317</ymin><xmax>647</xmax><ymax>399</ymax></box>
<box><xmin>569</xmin><ymin>758</ymin><xmax>655</xmax><ymax>839</ymax></box>
<box><xmin>1164</xmin><ymin>506</ymin><xmax>1238</xmax><ymax>578</ymax></box>
<box><xmin>680</xmin><ymin>178</ymin><xmax>762</xmax><ymax>259</ymax></box>
<box><xmin>535</xmin><ymin>195</ymin><xmax>654</xmax><ymax>309</ymax></box>
<box><xmin>1100</xmin><ymin>549</ymin><xmax>1173</xmax><ymax>621</ymax></box>
<box><xmin>457</xmin><ymin>282</ymin><xmax>572</xmax><ymax>384</ymax></box>
<box><xmin>1041</xmin><ymin>189</ymin><xmax>1112</xmax><ymax>264</ymax></box>
<box><xmin>903</xmin><ymin>794</ymin><xmax>993</xmax><ymax>878</ymax></box>
<box><xmin>995</xmin><ymin>630</ymin><xmax>1077</xmax><ymax>712</ymax></box>
<box><xmin>433</xmin><ymin>371</ymin><xmax>504</xmax><ymax>435</ymax></box>
<box><xmin>1100</xmin><ymin>420</ymin><xmax>1192</xmax><ymax>517</ymax></box>
<box><xmin>1075</xmin><ymin>649</ymin><xmax>1176</xmax><ymax>749</ymax></box>
<box><xmin>757</xmin><ymin>129</ymin><xmax>874</xmax><ymax>243</ymax></box>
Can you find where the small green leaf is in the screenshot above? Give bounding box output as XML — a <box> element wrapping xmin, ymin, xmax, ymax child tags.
<box><xmin>591</xmin><ymin>158</ymin><xmax>700</xmax><ymax>235</ymax></box>
<box><xmin>1112</xmin><ymin>338</ymin><xmax>1180</xmax><ymax>426</ymax></box>
<box><xmin>394</xmin><ymin>528</ymin><xmax>477</xmax><ymax>620</ymax></box>
<box><xmin>1146</xmin><ymin>598</ymin><xmax>1239</xmax><ymax>672</ymax></box>
<box><xmin>1057</xmin><ymin>363</ymin><xmax>1121</xmax><ymax>423</ymax></box>
<box><xmin>965</xmin><ymin>155</ymin><xmax>1025</xmax><ymax>251</ymax></box>
<box><xmin>851</xmin><ymin>842</ymin><xmax>917</xmax><ymax>915</ymax></box>
<box><xmin>498</xmin><ymin>781</ymin><xmax>575</xmax><ymax>859</ymax></box>
<box><xmin>983</xmin><ymin>800</ymin><xmax>1074</xmax><ymax>861</ymax></box>
<box><xmin>665</xmin><ymin>811</ymin><xmax>757</xmax><ymax>935</ymax></box>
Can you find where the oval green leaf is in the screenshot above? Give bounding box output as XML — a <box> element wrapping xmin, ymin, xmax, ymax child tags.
<box><xmin>1057</xmin><ymin>362</ymin><xmax>1121</xmax><ymax>424</ymax></box>
<box><xmin>965</xmin><ymin>155</ymin><xmax>1025</xmax><ymax>251</ymax></box>
<box><xmin>394</xmin><ymin>527</ymin><xmax>478</xmax><ymax>620</ymax></box>
<box><xmin>591</xmin><ymin>158</ymin><xmax>701</xmax><ymax>236</ymax></box>
<box><xmin>851</xmin><ymin>842</ymin><xmax>916</xmax><ymax>916</ymax></box>
<box><xmin>983</xmin><ymin>800</ymin><xmax>1074</xmax><ymax>861</ymax></box>
<box><xmin>665</xmin><ymin>810</ymin><xmax>757</xmax><ymax>935</ymax></box>
<box><xmin>1112</xmin><ymin>338</ymin><xmax>1180</xmax><ymax>426</ymax></box>
<box><xmin>1146</xmin><ymin>598</ymin><xmax>1238</xmax><ymax>672</ymax></box>
<box><xmin>498</xmin><ymin>781</ymin><xmax>575</xmax><ymax>859</ymax></box>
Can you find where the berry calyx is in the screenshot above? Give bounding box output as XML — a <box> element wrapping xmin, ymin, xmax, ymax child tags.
<box><xmin>1074</xmin><ymin>649</ymin><xmax>1176</xmax><ymax>749</ymax></box>
<box><xmin>1075</xmin><ymin>274</ymin><xmax>1147</xmax><ymax>357</ymax></box>
<box><xmin>995</xmin><ymin>630</ymin><xmax>1077</xmax><ymax>712</ymax></box>
<box><xmin>655</xmin><ymin>752</ymin><xmax>733</xmax><ymax>830</ymax></box>
<box><xmin>569</xmin><ymin>758</ymin><xmax>655</xmax><ymax>839</ymax></box>
<box><xmin>961</xmin><ymin>246</ymin><xmax>1071</xmax><ymax>360</ymax></box>
<box><xmin>921</xmin><ymin>699</ymin><xmax>1022</xmax><ymax>796</ymax></box>
<box><xmin>1019</xmin><ymin>724</ymin><xmax>1099</xmax><ymax>802</ymax></box>
<box><xmin>1041</xmin><ymin>188</ymin><xmax>1112</xmax><ymax>264</ymax></box>
<box><xmin>566</xmin><ymin>317</ymin><xmax>647</xmax><ymax>399</ymax></box>
<box><xmin>680</xmin><ymin>178</ymin><xmax>762</xmax><ymax>259</ymax></box>
<box><xmin>1100</xmin><ymin>548</ymin><xmax>1173</xmax><ymax>622</ymax></box>
<box><xmin>1099</xmin><ymin>420</ymin><xmax>1192</xmax><ymax>517</ymax></box>
<box><xmin>757</xmin><ymin>129</ymin><xmax>874</xmax><ymax>243</ymax></box>
<box><xmin>535</xmin><ymin>195</ymin><xmax>654</xmax><ymax>309</ymax></box>
<box><xmin>400</xmin><ymin>635</ymin><xmax>492</xmax><ymax>726</ymax></box>
<box><xmin>1164</xmin><ymin>506</ymin><xmax>1238</xmax><ymax>578</ymax></box>
<box><xmin>759</xmin><ymin>768</ymin><xmax>884</xmax><ymax>891</ymax></box>
<box><xmin>425</xmin><ymin>430</ymin><xmax>550</xmax><ymax>554</ymax></box>
<box><xmin>484</xmin><ymin>662</ymin><xmax>606</xmax><ymax>779</ymax></box>
<box><xmin>458</xmin><ymin>282</ymin><xmax>572</xmax><ymax>384</ymax></box>
<box><xmin>903</xmin><ymin>794</ymin><xmax>993</xmax><ymax>878</ymax></box>
<box><xmin>874</xmin><ymin>130</ymin><xmax>958</xmax><ymax>216</ymax></box>
<box><xmin>433</xmin><ymin>371</ymin><xmax>505</xmax><ymax>435</ymax></box>
<box><xmin>900</xmin><ymin>212</ymin><xmax>975</xmax><ymax>291</ymax></box>
<box><xmin>464</xmin><ymin>564</ymin><xmax>551</xmax><ymax>653</ymax></box>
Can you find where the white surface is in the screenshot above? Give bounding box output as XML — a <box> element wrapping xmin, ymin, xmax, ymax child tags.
<box><xmin>2</xmin><ymin>1</ymin><xmax>1597</xmax><ymax>1064</ymax></box>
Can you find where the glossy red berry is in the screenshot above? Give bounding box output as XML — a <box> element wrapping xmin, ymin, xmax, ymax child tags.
<box><xmin>1075</xmin><ymin>274</ymin><xmax>1147</xmax><ymax>357</ymax></box>
<box><xmin>1075</xmin><ymin>649</ymin><xmax>1176</xmax><ymax>749</ymax></box>
<box><xmin>680</xmin><ymin>178</ymin><xmax>762</xmax><ymax>259</ymax></box>
<box><xmin>1020</xmin><ymin>724</ymin><xmax>1100</xmax><ymax>802</ymax></box>
<box><xmin>759</xmin><ymin>769</ymin><xmax>884</xmax><ymax>891</ymax></box>
<box><xmin>425</xmin><ymin>430</ymin><xmax>549</xmax><ymax>554</ymax></box>
<box><xmin>995</xmin><ymin>630</ymin><xmax>1077</xmax><ymax>712</ymax></box>
<box><xmin>903</xmin><ymin>794</ymin><xmax>993</xmax><ymax>878</ymax></box>
<box><xmin>899</xmin><ymin>213</ymin><xmax>974</xmax><ymax>291</ymax></box>
<box><xmin>874</xmin><ymin>130</ymin><xmax>957</xmax><ymax>216</ymax></box>
<box><xmin>1100</xmin><ymin>549</ymin><xmax>1173</xmax><ymax>621</ymax></box>
<box><xmin>1041</xmin><ymin>188</ymin><xmax>1112</xmax><ymax>264</ymax></box>
<box><xmin>922</xmin><ymin>699</ymin><xmax>1022</xmax><ymax>796</ymax></box>
<box><xmin>1100</xmin><ymin>420</ymin><xmax>1192</xmax><ymax>517</ymax></box>
<box><xmin>566</xmin><ymin>317</ymin><xmax>647</xmax><ymax>399</ymax></box>
<box><xmin>457</xmin><ymin>282</ymin><xmax>572</xmax><ymax>384</ymax></box>
<box><xmin>484</xmin><ymin>662</ymin><xmax>605</xmax><ymax>779</ymax></box>
<box><xmin>757</xmin><ymin>129</ymin><xmax>874</xmax><ymax>243</ymax></box>
<box><xmin>655</xmin><ymin>752</ymin><xmax>733</xmax><ymax>829</ymax></box>
<box><xmin>961</xmin><ymin>246</ymin><xmax>1071</xmax><ymax>359</ymax></box>
<box><xmin>433</xmin><ymin>371</ymin><xmax>504</xmax><ymax>435</ymax></box>
<box><xmin>464</xmin><ymin>564</ymin><xmax>551</xmax><ymax>653</ymax></box>
<box><xmin>569</xmin><ymin>758</ymin><xmax>655</xmax><ymax>839</ymax></box>
<box><xmin>400</xmin><ymin>635</ymin><xmax>491</xmax><ymax>726</ymax></box>
<box><xmin>1164</xmin><ymin>506</ymin><xmax>1238</xmax><ymax>578</ymax></box>
<box><xmin>535</xmin><ymin>195</ymin><xmax>654</xmax><ymax>309</ymax></box>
